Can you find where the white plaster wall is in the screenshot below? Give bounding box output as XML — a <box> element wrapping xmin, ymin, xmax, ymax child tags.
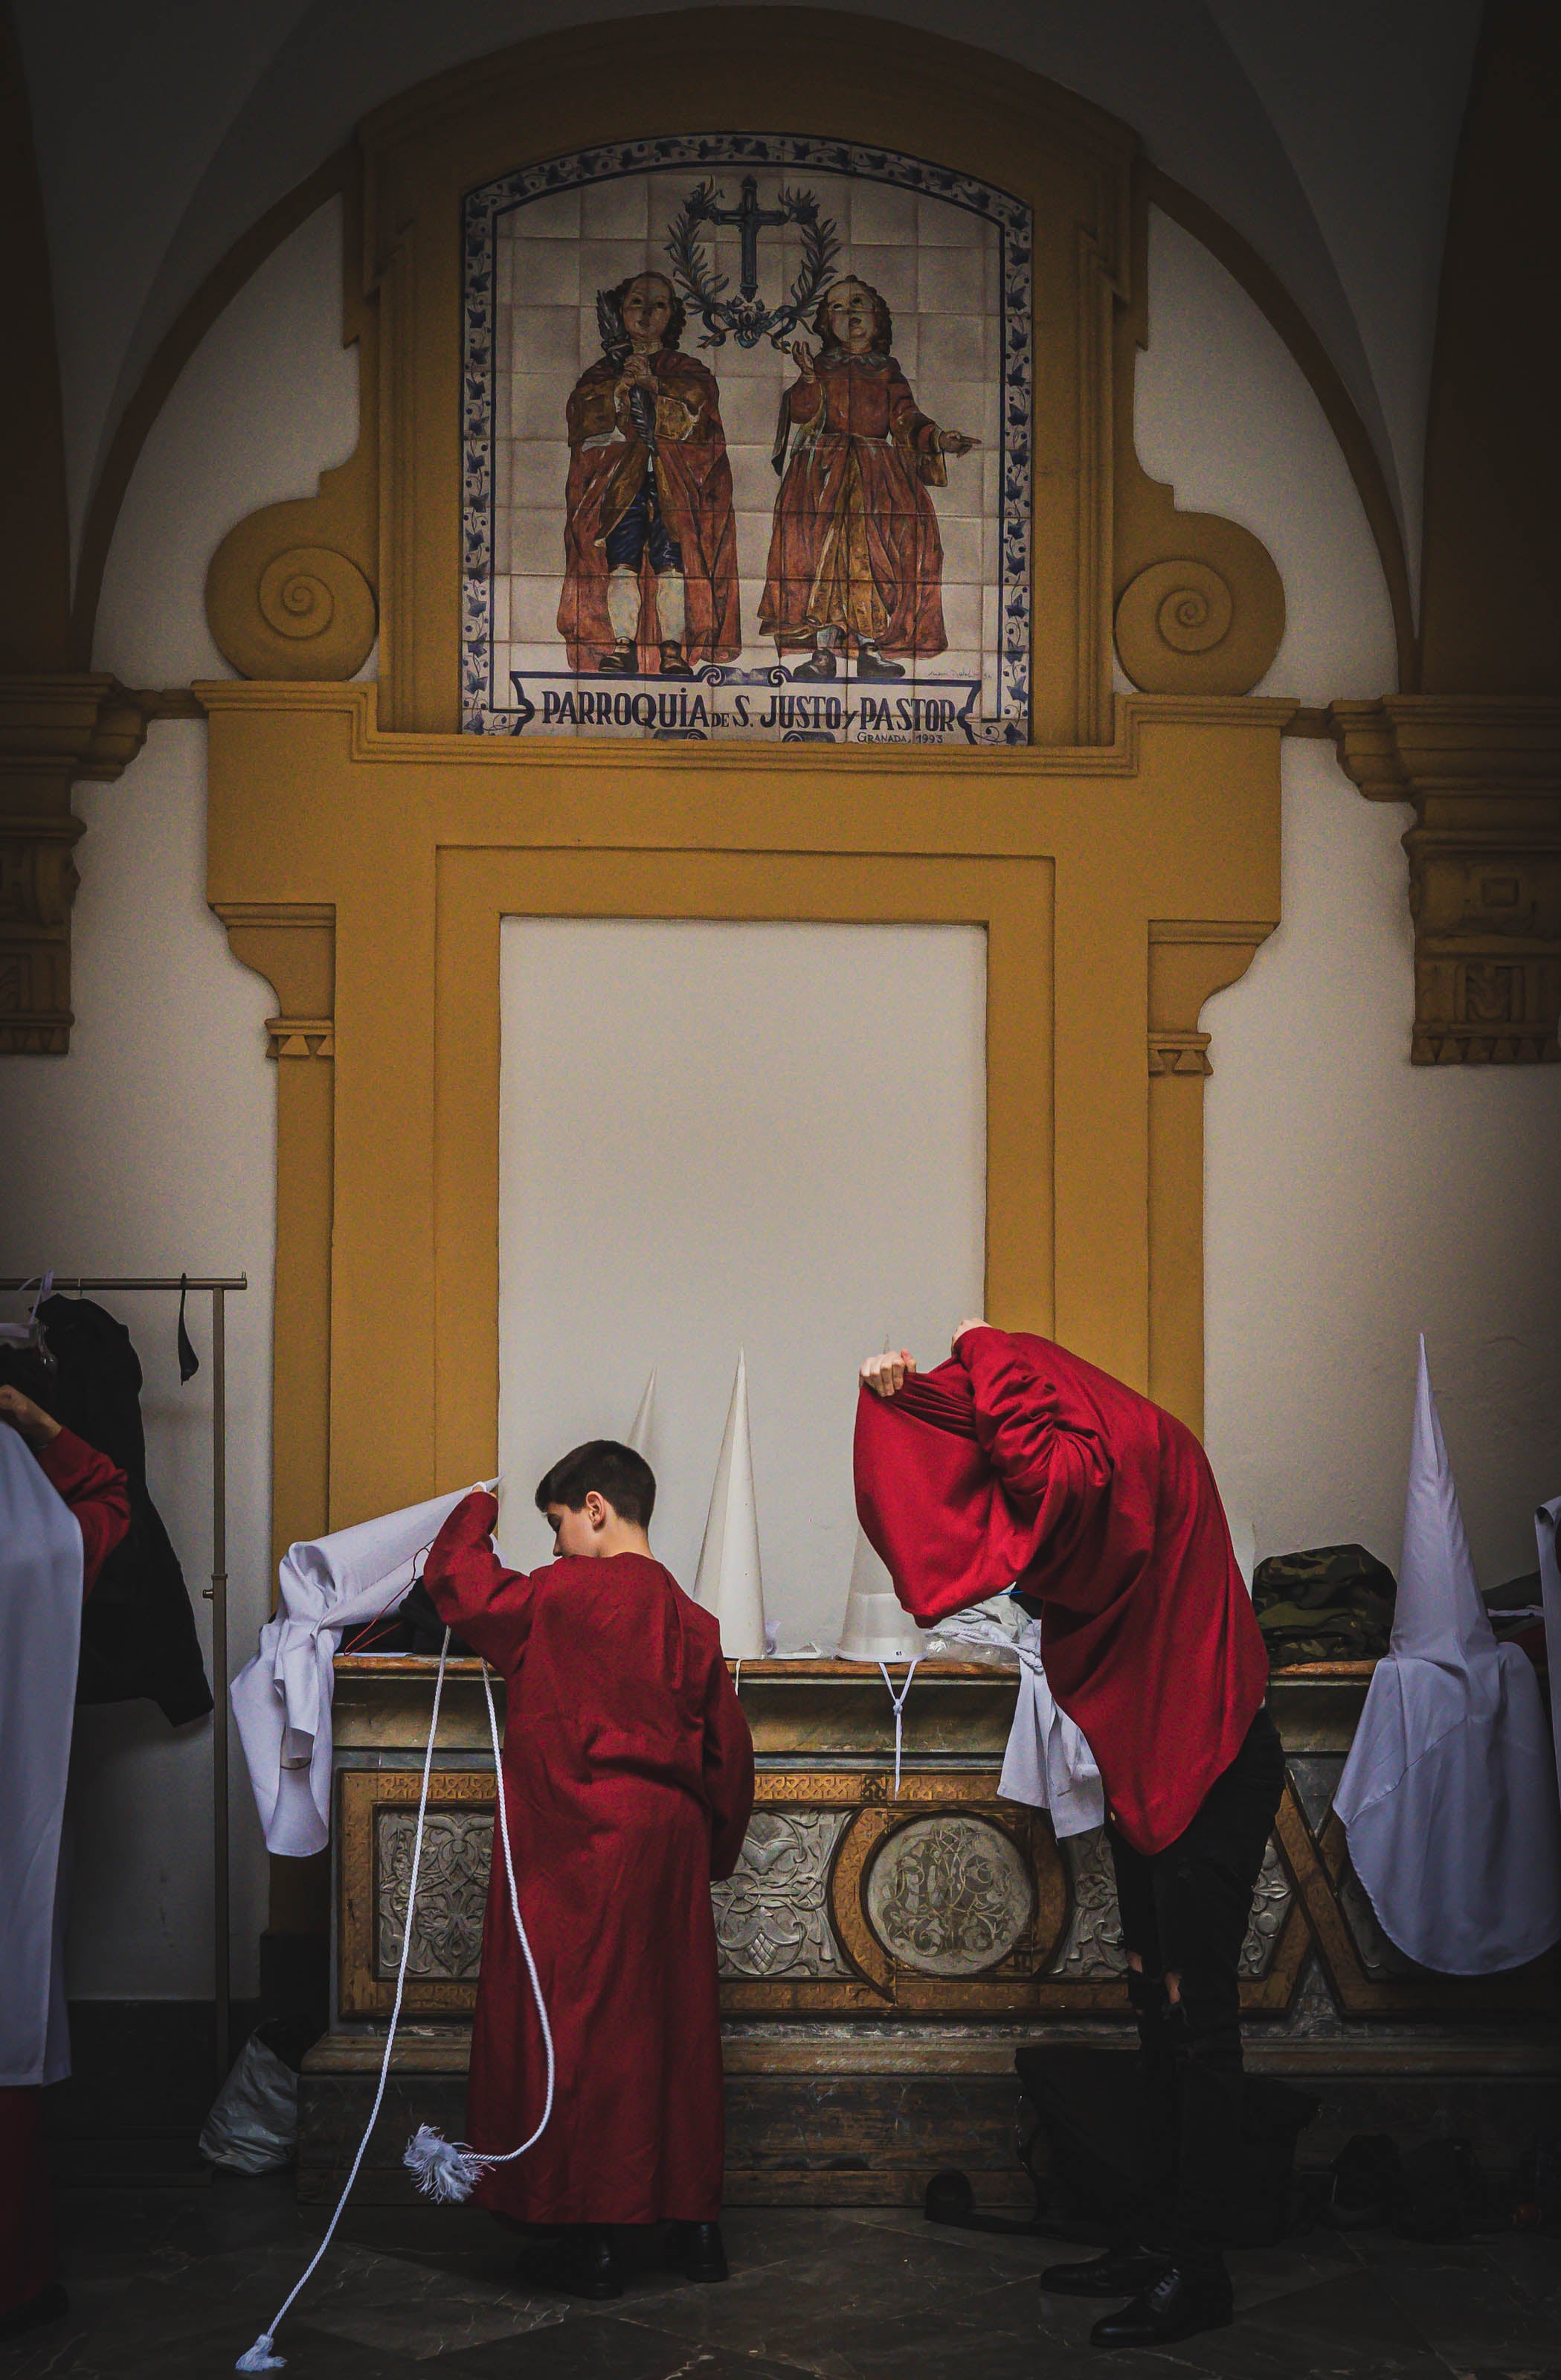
<box><xmin>497</xmin><ymin>920</ymin><xmax>986</xmax><ymax>1646</ymax></box>
<box><xmin>0</xmin><ymin>199</ymin><xmax>357</xmax><ymax>1997</ymax></box>
<box><xmin>1134</xmin><ymin>210</ymin><xmax>1561</xmax><ymax>1587</ymax></box>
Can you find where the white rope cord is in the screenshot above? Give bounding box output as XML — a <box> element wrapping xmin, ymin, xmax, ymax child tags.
<box><xmin>236</xmin><ymin>1627</ymin><xmax>456</xmax><ymax>2370</ymax></box>
<box><xmin>877</xmin><ymin>1658</ymin><xmax>921</xmax><ymax>1798</ymax></box>
<box><xmin>466</xmin><ymin>1656</ymin><xmax>556</xmax><ymax>2169</ymax></box>
<box><xmin>401</xmin><ymin>1659</ymin><xmax>555</xmax><ymax>2199</ymax></box>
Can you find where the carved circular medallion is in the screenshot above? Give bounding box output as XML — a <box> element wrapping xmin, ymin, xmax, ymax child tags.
<box><xmin>864</xmin><ymin>1814</ymin><xmax>1034</xmax><ymax>1976</ymax></box>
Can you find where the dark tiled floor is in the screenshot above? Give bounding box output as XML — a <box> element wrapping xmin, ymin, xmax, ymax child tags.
<box><xmin>6</xmin><ymin>2178</ymin><xmax>1560</xmax><ymax>2380</ymax></box>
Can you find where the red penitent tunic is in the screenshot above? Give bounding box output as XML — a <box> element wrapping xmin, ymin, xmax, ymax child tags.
<box><xmin>36</xmin><ymin>1427</ymin><xmax>131</xmax><ymax>1591</ymax></box>
<box><xmin>854</xmin><ymin>1328</ymin><xmax>1268</xmax><ymax>1856</ymax></box>
<box><xmin>423</xmin><ymin>1494</ymin><xmax>754</xmax><ymax>2225</ymax></box>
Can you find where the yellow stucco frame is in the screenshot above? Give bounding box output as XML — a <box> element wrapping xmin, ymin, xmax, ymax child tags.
<box><xmin>206</xmin><ymin>682</ymin><xmax>1284</xmax><ymax>1553</ymax></box>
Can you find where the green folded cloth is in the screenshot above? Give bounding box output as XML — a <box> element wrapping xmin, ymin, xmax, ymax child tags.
<box><xmin>1252</xmin><ymin>1543</ymin><xmax>1397</xmax><ymax>1668</ymax></box>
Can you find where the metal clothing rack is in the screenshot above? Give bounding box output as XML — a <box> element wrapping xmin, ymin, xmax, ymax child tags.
<box><xmin>0</xmin><ymin>1274</ymin><xmax>248</xmax><ymax>2082</ymax></box>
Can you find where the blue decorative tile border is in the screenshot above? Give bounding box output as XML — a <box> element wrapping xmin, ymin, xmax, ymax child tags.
<box><xmin>461</xmin><ymin>134</ymin><xmax>1032</xmax><ymax>745</ymax></box>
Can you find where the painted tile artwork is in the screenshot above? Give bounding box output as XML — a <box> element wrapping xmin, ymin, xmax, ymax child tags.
<box><xmin>462</xmin><ymin>138</ymin><xmax>1032</xmax><ymax>744</ymax></box>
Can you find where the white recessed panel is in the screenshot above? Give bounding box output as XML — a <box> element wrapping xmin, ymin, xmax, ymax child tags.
<box><xmin>498</xmin><ymin>918</ymin><xmax>986</xmax><ymax>1645</ymax></box>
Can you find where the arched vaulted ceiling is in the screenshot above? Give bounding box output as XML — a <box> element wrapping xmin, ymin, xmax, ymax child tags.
<box><xmin>15</xmin><ymin>0</ymin><xmax>1481</xmax><ymax>595</ymax></box>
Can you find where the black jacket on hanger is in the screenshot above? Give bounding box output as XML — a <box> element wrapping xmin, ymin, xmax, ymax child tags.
<box><xmin>0</xmin><ymin>1296</ymin><xmax>214</xmax><ymax>1725</ymax></box>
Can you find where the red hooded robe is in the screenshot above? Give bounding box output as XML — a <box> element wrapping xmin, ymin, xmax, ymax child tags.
<box><xmin>853</xmin><ymin>1327</ymin><xmax>1267</xmax><ymax>1856</ymax></box>
<box><xmin>422</xmin><ymin>1493</ymin><xmax>753</xmax><ymax>2225</ymax></box>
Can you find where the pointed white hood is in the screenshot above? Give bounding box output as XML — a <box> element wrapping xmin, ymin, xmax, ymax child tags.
<box><xmin>693</xmin><ymin>1351</ymin><xmax>767</xmax><ymax>1657</ymax></box>
<box><xmin>1334</xmin><ymin>1337</ymin><xmax>1561</xmax><ymax>1973</ymax></box>
<box><xmin>836</xmin><ymin>1525</ymin><xmax>922</xmax><ymax>1662</ymax></box>
<box><xmin>625</xmin><ymin>1368</ymin><xmax>657</xmax><ymax>1461</ymax></box>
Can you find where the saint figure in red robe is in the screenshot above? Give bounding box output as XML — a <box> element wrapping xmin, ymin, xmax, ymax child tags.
<box><xmin>423</xmin><ymin>1440</ymin><xmax>753</xmax><ymax>2294</ymax></box>
<box><xmin>759</xmin><ymin>277</ymin><xmax>979</xmax><ymax>682</ymax></box>
<box><xmin>558</xmin><ymin>274</ymin><xmax>741</xmax><ymax>678</ymax></box>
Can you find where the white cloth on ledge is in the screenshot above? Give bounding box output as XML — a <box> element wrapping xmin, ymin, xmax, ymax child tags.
<box><xmin>997</xmin><ymin>1617</ymin><xmax>1106</xmax><ymax>1838</ymax></box>
<box><xmin>1333</xmin><ymin>1339</ymin><xmax>1561</xmax><ymax>1975</ymax></box>
<box><xmin>931</xmin><ymin>1604</ymin><xmax>1104</xmax><ymax>1838</ymax></box>
<box><xmin>232</xmin><ymin>1487</ymin><xmax>484</xmax><ymax>1857</ymax></box>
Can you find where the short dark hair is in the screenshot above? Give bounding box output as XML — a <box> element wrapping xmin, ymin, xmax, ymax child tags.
<box><xmin>534</xmin><ymin>1438</ymin><xmax>656</xmax><ymax>1526</ymax></box>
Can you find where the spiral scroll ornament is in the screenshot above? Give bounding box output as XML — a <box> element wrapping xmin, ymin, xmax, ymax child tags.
<box><xmin>207</xmin><ymin>529</ymin><xmax>377</xmax><ymax>681</ymax></box>
<box><xmin>1113</xmin><ymin>544</ymin><xmax>1283</xmax><ymax>695</ymax></box>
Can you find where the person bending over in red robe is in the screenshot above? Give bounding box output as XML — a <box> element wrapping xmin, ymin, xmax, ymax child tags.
<box><xmin>0</xmin><ymin>1386</ymin><xmax>129</xmax><ymax>2341</ymax></box>
<box><xmin>423</xmin><ymin>1438</ymin><xmax>753</xmax><ymax>2301</ymax></box>
<box><xmin>855</xmin><ymin>1322</ymin><xmax>1278</xmax><ymax>2354</ymax></box>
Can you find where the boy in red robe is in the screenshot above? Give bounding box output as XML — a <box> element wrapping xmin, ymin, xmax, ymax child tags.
<box><xmin>856</xmin><ymin>1324</ymin><xmax>1280</xmax><ymax>2352</ymax></box>
<box><xmin>423</xmin><ymin>1439</ymin><xmax>753</xmax><ymax>2300</ymax></box>
<box><xmin>0</xmin><ymin>1385</ymin><xmax>130</xmax><ymax>2340</ymax></box>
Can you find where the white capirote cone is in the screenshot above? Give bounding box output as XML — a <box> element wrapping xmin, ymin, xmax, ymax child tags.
<box><xmin>837</xmin><ymin>1525</ymin><xmax>922</xmax><ymax>1662</ymax></box>
<box><xmin>1334</xmin><ymin>1335</ymin><xmax>1561</xmax><ymax>1973</ymax></box>
<box><xmin>693</xmin><ymin>1351</ymin><xmax>767</xmax><ymax>1656</ymax></box>
<box><xmin>625</xmin><ymin>1369</ymin><xmax>657</xmax><ymax>1460</ymax></box>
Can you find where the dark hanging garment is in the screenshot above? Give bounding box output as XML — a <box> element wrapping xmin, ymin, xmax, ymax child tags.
<box><xmin>0</xmin><ymin>1298</ymin><xmax>213</xmax><ymax>1726</ymax></box>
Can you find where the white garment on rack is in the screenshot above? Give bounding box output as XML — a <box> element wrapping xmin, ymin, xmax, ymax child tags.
<box><xmin>1333</xmin><ymin>1339</ymin><xmax>1561</xmax><ymax>1975</ymax></box>
<box><xmin>997</xmin><ymin>1618</ymin><xmax>1105</xmax><ymax>1838</ymax></box>
<box><xmin>0</xmin><ymin>1426</ymin><xmax>84</xmax><ymax>2085</ymax></box>
<box><xmin>1536</xmin><ymin>1493</ymin><xmax>1561</xmax><ymax>1800</ymax></box>
<box><xmin>232</xmin><ymin>1488</ymin><xmax>481</xmax><ymax>1857</ymax></box>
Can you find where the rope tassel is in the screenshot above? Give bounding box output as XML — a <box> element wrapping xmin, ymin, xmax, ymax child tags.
<box><xmin>404</xmin><ymin>2125</ymin><xmax>492</xmax><ymax>2204</ymax></box>
<box><xmin>235</xmin><ymin>2336</ymin><xmax>284</xmax><ymax>2372</ymax></box>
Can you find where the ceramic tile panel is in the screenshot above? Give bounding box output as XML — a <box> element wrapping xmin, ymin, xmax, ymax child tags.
<box><xmin>462</xmin><ymin>135</ymin><xmax>1031</xmax><ymax>744</ymax></box>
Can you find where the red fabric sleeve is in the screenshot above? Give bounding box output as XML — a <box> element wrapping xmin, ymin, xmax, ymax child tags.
<box><xmin>422</xmin><ymin>1491</ymin><xmax>539</xmax><ymax>1673</ymax></box>
<box><xmin>701</xmin><ymin>1659</ymin><xmax>756</xmax><ymax>1881</ymax></box>
<box><xmin>956</xmin><ymin>1327</ymin><xmax>1114</xmax><ymax>1543</ymax></box>
<box><xmin>33</xmin><ymin>1425</ymin><xmax>131</xmax><ymax>1596</ymax></box>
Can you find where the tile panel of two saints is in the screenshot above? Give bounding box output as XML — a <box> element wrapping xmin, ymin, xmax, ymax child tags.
<box><xmin>559</xmin><ymin>267</ymin><xmax>979</xmax><ymax>690</ymax></box>
<box><xmin>473</xmin><ymin>156</ymin><xmax>1029</xmax><ymax>744</ymax></box>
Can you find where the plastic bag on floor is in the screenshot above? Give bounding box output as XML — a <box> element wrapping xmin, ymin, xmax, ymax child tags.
<box><xmin>199</xmin><ymin>2028</ymin><xmax>299</xmax><ymax>2174</ymax></box>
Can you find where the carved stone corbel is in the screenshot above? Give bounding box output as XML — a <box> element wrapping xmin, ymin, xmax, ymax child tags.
<box><xmin>1330</xmin><ymin>696</ymin><xmax>1561</xmax><ymax>1064</ymax></box>
<box><xmin>205</xmin><ymin>173</ymin><xmax>379</xmax><ymax>684</ymax></box>
<box><xmin>1111</xmin><ymin>184</ymin><xmax>1287</xmax><ymax>699</ymax></box>
<box><xmin>0</xmin><ymin>673</ymin><xmax>149</xmax><ymax>1052</ymax></box>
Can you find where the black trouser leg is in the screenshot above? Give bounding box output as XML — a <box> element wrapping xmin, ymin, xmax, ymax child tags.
<box><xmin>1107</xmin><ymin>1706</ymin><xmax>1286</xmax><ymax>2275</ymax></box>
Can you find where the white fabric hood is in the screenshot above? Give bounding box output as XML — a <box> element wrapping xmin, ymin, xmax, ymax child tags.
<box><xmin>1333</xmin><ymin>1339</ymin><xmax>1561</xmax><ymax>1975</ymax></box>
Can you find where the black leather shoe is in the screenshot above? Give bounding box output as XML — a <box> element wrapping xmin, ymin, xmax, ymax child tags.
<box><xmin>516</xmin><ymin>2228</ymin><xmax>623</xmax><ymax>2300</ymax></box>
<box><xmin>790</xmin><ymin>646</ymin><xmax>837</xmax><ymax>680</ymax></box>
<box><xmin>1089</xmin><ymin>2263</ymin><xmax>1232</xmax><ymax>2349</ymax></box>
<box><xmin>672</xmin><ymin>2220</ymin><xmax>729</xmax><ymax>2281</ymax></box>
<box><xmin>1040</xmin><ymin>2245</ymin><xmax>1167</xmax><ymax>2298</ymax></box>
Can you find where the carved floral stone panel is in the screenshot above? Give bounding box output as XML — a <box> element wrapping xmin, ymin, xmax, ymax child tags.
<box><xmin>713</xmin><ymin>1809</ymin><xmax>851</xmax><ymax>1978</ymax></box>
<box><xmin>376</xmin><ymin>1809</ymin><xmax>492</xmax><ymax>1980</ymax></box>
<box><xmin>864</xmin><ymin>1814</ymin><xmax>1034</xmax><ymax>1976</ymax></box>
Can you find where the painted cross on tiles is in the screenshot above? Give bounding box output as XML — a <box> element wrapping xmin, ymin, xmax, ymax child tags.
<box><xmin>462</xmin><ymin>136</ymin><xmax>1032</xmax><ymax>746</ymax></box>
